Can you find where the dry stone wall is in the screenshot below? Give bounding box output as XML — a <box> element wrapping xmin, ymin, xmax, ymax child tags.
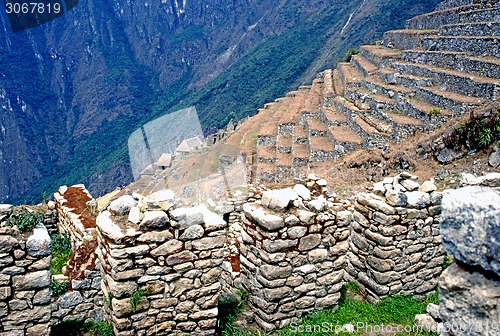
<box><xmin>346</xmin><ymin>173</ymin><xmax>445</xmax><ymax>302</ymax></box>
<box><xmin>95</xmin><ymin>190</ymin><xmax>227</xmax><ymax>336</ymax></box>
<box><xmin>0</xmin><ymin>207</ymin><xmax>52</xmax><ymax>336</ymax></box>
<box><xmin>239</xmin><ymin>177</ymin><xmax>351</xmax><ymax>331</ymax></box>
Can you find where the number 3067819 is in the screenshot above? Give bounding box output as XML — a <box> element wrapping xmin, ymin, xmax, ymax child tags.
<box><xmin>5</xmin><ymin>2</ymin><xmax>62</xmax><ymax>14</ymax></box>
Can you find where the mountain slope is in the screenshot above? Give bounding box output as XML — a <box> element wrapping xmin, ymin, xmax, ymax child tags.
<box><xmin>0</xmin><ymin>0</ymin><xmax>440</xmax><ymax>204</ymax></box>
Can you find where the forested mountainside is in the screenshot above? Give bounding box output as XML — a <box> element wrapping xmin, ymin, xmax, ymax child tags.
<box><xmin>0</xmin><ymin>0</ymin><xmax>440</xmax><ymax>204</ymax></box>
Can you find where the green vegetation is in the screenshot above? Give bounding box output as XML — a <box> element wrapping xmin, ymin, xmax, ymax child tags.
<box><xmin>130</xmin><ymin>288</ymin><xmax>146</xmax><ymax>312</ymax></box>
<box><xmin>51</xmin><ymin>320</ymin><xmax>115</xmax><ymax>336</ymax></box>
<box><xmin>221</xmin><ymin>288</ymin><xmax>439</xmax><ymax>336</ymax></box>
<box><xmin>51</xmin><ymin>234</ymin><xmax>72</xmax><ymax>275</ymax></box>
<box><xmin>343</xmin><ymin>49</ymin><xmax>359</xmax><ymax>62</ymax></box>
<box><xmin>218</xmin><ymin>290</ymin><xmax>250</xmax><ymax>334</ymax></box>
<box><xmin>50</xmin><ymin>280</ymin><xmax>70</xmax><ymax>297</ymax></box>
<box><xmin>12</xmin><ymin>0</ymin><xmax>441</xmax><ymax>205</ymax></box>
<box><xmin>442</xmin><ymin>255</ymin><xmax>455</xmax><ymax>270</ymax></box>
<box><xmin>6</xmin><ymin>208</ymin><xmax>43</xmax><ymax>233</ymax></box>
<box><xmin>429</xmin><ymin>108</ymin><xmax>441</xmax><ymax>115</ymax></box>
<box><xmin>449</xmin><ymin>109</ymin><xmax>500</xmax><ymax>149</ymax></box>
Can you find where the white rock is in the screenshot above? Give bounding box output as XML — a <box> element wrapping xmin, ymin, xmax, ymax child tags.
<box><xmin>308</xmin><ymin>196</ymin><xmax>327</xmax><ymax>212</ymax></box>
<box><xmin>297</xmin><ymin>210</ymin><xmax>315</xmax><ymax>224</ymax></box>
<box><xmin>26</xmin><ymin>224</ymin><xmax>51</xmax><ymax>257</ymax></box>
<box><xmin>97</xmin><ymin>211</ymin><xmax>125</xmax><ymax>243</ymax></box>
<box><xmin>400</xmin><ymin>179</ymin><xmax>420</xmax><ymax>191</ymax></box>
<box><xmin>419</xmin><ymin>179</ymin><xmax>437</xmax><ymax>193</ymax></box>
<box><xmin>307</xmin><ymin>174</ymin><xmax>319</xmax><ymax>181</ymax></box>
<box><xmin>261</xmin><ymin>188</ymin><xmax>298</xmax><ymax>211</ymax></box>
<box><xmin>243</xmin><ymin>203</ymin><xmax>284</xmax><ymax>231</ymax></box>
<box><xmin>179</xmin><ymin>225</ymin><xmax>205</xmax><ymax>240</ymax></box>
<box><xmin>47</xmin><ymin>201</ymin><xmax>56</xmax><ymax>210</ymax></box>
<box><xmin>206</xmin><ymin>198</ymin><xmax>216</xmax><ymax>208</ymax></box>
<box><xmin>372</xmin><ymin>182</ymin><xmax>385</xmax><ymax>197</ymax></box>
<box><xmin>406</xmin><ymin>191</ymin><xmax>431</xmax><ymax>209</ymax></box>
<box><xmin>109</xmin><ymin>195</ymin><xmax>137</xmax><ymax>215</ymax></box>
<box><xmin>139</xmin><ymin>211</ymin><xmax>169</xmax><ymax>230</ymax></box>
<box><xmin>316</xmin><ymin>179</ymin><xmax>327</xmax><ymax>187</ymax></box>
<box><xmin>170</xmin><ymin>206</ymin><xmax>204</xmax><ymax>228</ymax></box>
<box><xmin>201</xmin><ymin>206</ymin><xmax>227</xmax><ymax>231</ymax></box>
<box><xmin>146</xmin><ymin>190</ymin><xmax>175</xmax><ymax>211</ymax></box>
<box><xmin>128</xmin><ymin>207</ymin><xmax>142</xmax><ymax>224</ymax></box>
<box><xmin>293</xmin><ymin>184</ymin><xmax>311</xmax><ymax>201</ymax></box>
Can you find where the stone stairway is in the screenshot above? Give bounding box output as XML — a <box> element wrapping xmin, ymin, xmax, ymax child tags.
<box><xmin>248</xmin><ymin>0</ymin><xmax>500</xmax><ymax>183</ymax></box>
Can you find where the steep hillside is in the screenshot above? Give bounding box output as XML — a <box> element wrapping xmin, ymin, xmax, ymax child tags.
<box><xmin>0</xmin><ymin>0</ymin><xmax>440</xmax><ymax>204</ymax></box>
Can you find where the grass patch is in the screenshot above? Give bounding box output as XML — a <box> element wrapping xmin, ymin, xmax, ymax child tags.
<box><xmin>51</xmin><ymin>320</ymin><xmax>115</xmax><ymax>336</ymax></box>
<box><xmin>51</xmin><ymin>234</ymin><xmax>72</xmax><ymax>275</ymax></box>
<box><xmin>218</xmin><ymin>290</ymin><xmax>250</xmax><ymax>334</ymax></box>
<box><xmin>222</xmin><ymin>291</ymin><xmax>439</xmax><ymax>336</ymax></box>
<box><xmin>449</xmin><ymin>108</ymin><xmax>500</xmax><ymax>149</ymax></box>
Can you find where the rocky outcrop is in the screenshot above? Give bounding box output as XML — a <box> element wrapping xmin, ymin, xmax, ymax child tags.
<box><xmin>416</xmin><ymin>174</ymin><xmax>500</xmax><ymax>336</ymax></box>
<box><xmin>441</xmin><ymin>186</ymin><xmax>500</xmax><ymax>275</ymax></box>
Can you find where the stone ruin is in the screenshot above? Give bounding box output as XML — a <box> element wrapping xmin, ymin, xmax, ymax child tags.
<box><xmin>1</xmin><ymin>172</ymin><xmax>500</xmax><ymax>335</ymax></box>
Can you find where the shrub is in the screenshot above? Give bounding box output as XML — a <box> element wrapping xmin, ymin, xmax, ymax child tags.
<box><xmin>447</xmin><ymin>109</ymin><xmax>500</xmax><ymax>150</ymax></box>
<box><xmin>6</xmin><ymin>208</ymin><xmax>43</xmax><ymax>233</ymax></box>
<box><xmin>51</xmin><ymin>234</ymin><xmax>72</xmax><ymax>274</ymax></box>
<box><xmin>50</xmin><ymin>280</ymin><xmax>69</xmax><ymax>297</ymax></box>
<box><xmin>85</xmin><ymin>321</ymin><xmax>115</xmax><ymax>336</ymax></box>
<box><xmin>429</xmin><ymin>108</ymin><xmax>441</xmax><ymax>115</ymax></box>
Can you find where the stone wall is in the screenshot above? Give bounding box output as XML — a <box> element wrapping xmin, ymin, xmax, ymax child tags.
<box><xmin>0</xmin><ymin>207</ymin><xmax>52</xmax><ymax>336</ymax></box>
<box><xmin>52</xmin><ymin>184</ymin><xmax>104</xmax><ymax>323</ymax></box>
<box><xmin>346</xmin><ymin>173</ymin><xmax>445</xmax><ymax>302</ymax></box>
<box><xmin>95</xmin><ymin>191</ymin><xmax>227</xmax><ymax>336</ymax></box>
<box><xmin>239</xmin><ymin>177</ymin><xmax>351</xmax><ymax>331</ymax></box>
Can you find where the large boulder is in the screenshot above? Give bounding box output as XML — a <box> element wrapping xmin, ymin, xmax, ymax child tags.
<box><xmin>441</xmin><ymin>186</ymin><xmax>500</xmax><ymax>276</ymax></box>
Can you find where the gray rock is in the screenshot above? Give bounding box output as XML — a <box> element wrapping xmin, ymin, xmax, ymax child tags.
<box><xmin>140</xmin><ymin>210</ymin><xmax>169</xmax><ymax>230</ymax></box>
<box><xmin>414</xmin><ymin>314</ymin><xmax>437</xmax><ymax>332</ymax></box>
<box><xmin>441</xmin><ymin>186</ymin><xmax>500</xmax><ymax>276</ymax></box>
<box><xmin>357</xmin><ymin>193</ymin><xmax>395</xmax><ymax>215</ymax></box>
<box><xmin>109</xmin><ymin>195</ymin><xmax>137</xmax><ymax>215</ymax></box>
<box><xmin>179</xmin><ymin>225</ymin><xmax>205</xmax><ymax>240</ymax></box>
<box><xmin>26</xmin><ymin>224</ymin><xmax>51</xmax><ymax>257</ymax></box>
<box><xmin>426</xmin><ymin>303</ymin><xmax>441</xmax><ymax>321</ymax></box>
<box><xmin>439</xmin><ymin>264</ymin><xmax>500</xmax><ymax>336</ymax></box>
<box><xmin>489</xmin><ymin>148</ymin><xmax>500</xmax><ymax>168</ymax></box>
<box><xmin>260</xmin><ymin>265</ymin><xmax>292</xmax><ymax>280</ymax></box>
<box><xmin>170</xmin><ymin>206</ymin><xmax>204</xmax><ymax>228</ymax></box>
<box><xmin>287</xmin><ymin>226</ymin><xmax>307</xmax><ymax>239</ymax></box>
<box><xmin>12</xmin><ymin>270</ymin><xmax>51</xmax><ymax>290</ymax></box>
<box><xmin>0</xmin><ymin>235</ymin><xmax>18</xmax><ymax>253</ymax></box>
<box><xmin>385</xmin><ymin>190</ymin><xmax>407</xmax><ymax>207</ymax></box>
<box><xmin>151</xmin><ymin>239</ymin><xmax>183</xmax><ymax>256</ymax></box>
<box><xmin>57</xmin><ymin>291</ymin><xmax>84</xmax><ymax>308</ymax></box>
<box><xmin>298</xmin><ymin>234</ymin><xmax>321</xmax><ymax>251</ymax></box>
<box><xmin>405</xmin><ymin>191</ymin><xmax>431</xmax><ymax>209</ymax></box>
<box><xmin>261</xmin><ymin>188</ymin><xmax>298</xmax><ymax>211</ymax></box>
